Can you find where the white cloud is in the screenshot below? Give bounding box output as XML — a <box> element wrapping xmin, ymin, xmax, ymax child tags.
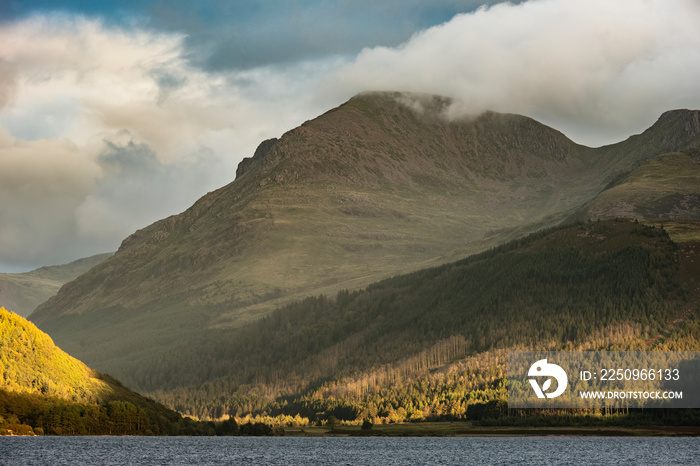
<box><xmin>319</xmin><ymin>0</ymin><xmax>700</xmax><ymax>146</ymax></box>
<box><xmin>0</xmin><ymin>15</ymin><xmax>324</xmax><ymax>270</ymax></box>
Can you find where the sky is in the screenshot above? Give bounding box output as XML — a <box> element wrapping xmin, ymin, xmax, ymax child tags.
<box><xmin>1</xmin><ymin>0</ymin><xmax>699</xmax><ymax>272</ymax></box>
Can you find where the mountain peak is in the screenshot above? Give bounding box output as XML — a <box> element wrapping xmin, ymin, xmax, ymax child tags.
<box><xmin>236</xmin><ymin>91</ymin><xmax>581</xmax><ymax>191</ymax></box>
<box><xmin>642</xmin><ymin>108</ymin><xmax>700</xmax><ymax>146</ymax></box>
<box><xmin>657</xmin><ymin>108</ymin><xmax>700</xmax><ymax>119</ymax></box>
<box><xmin>346</xmin><ymin>91</ymin><xmax>453</xmax><ymax>117</ymax></box>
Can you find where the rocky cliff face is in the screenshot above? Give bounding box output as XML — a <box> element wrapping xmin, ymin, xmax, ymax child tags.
<box><xmin>235</xmin><ymin>138</ymin><xmax>278</xmax><ymax>179</ymax></box>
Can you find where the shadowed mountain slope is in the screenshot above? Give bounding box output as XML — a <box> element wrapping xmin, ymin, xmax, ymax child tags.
<box><xmin>149</xmin><ymin>220</ymin><xmax>700</xmax><ymax>419</ymax></box>
<box><xmin>572</xmin><ymin>147</ymin><xmax>700</xmax><ymax>221</ymax></box>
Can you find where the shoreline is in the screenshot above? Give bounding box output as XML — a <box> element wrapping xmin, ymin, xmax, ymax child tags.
<box><xmin>279</xmin><ymin>422</ymin><xmax>700</xmax><ymax>437</ymax></box>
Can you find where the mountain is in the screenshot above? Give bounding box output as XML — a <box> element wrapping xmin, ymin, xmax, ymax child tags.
<box><xmin>0</xmin><ymin>253</ymin><xmax>112</xmax><ymax>317</ymax></box>
<box><xmin>0</xmin><ymin>307</ymin><xmax>206</xmax><ymax>435</ymax></box>
<box><xmin>29</xmin><ymin>93</ymin><xmax>700</xmax><ymax>414</ymax></box>
<box><xmin>571</xmin><ymin>147</ymin><xmax>700</xmax><ymax>221</ymax></box>
<box><xmin>32</xmin><ymin>92</ymin><xmax>596</xmax><ymax>321</ymax></box>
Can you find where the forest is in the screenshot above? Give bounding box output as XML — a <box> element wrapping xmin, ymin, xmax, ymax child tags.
<box><xmin>0</xmin><ymin>389</ymin><xmax>184</xmax><ymax>435</ymax></box>
<box><xmin>140</xmin><ymin>219</ymin><xmax>699</xmax><ymax>422</ymax></box>
<box><xmin>0</xmin><ymin>388</ymin><xmax>278</xmax><ymax>435</ymax></box>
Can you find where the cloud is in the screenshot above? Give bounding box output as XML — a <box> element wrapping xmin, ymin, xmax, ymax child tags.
<box><xmin>0</xmin><ymin>128</ymin><xmax>101</xmax><ymax>269</ymax></box>
<box><xmin>0</xmin><ymin>14</ymin><xmax>313</xmax><ymax>270</ymax></box>
<box><xmin>75</xmin><ymin>137</ymin><xmax>221</xmax><ymax>242</ymax></box>
<box><xmin>319</xmin><ymin>0</ymin><xmax>700</xmax><ymax>146</ymax></box>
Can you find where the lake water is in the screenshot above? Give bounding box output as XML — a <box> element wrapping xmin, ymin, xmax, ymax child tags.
<box><xmin>0</xmin><ymin>436</ymin><xmax>698</xmax><ymax>465</ymax></box>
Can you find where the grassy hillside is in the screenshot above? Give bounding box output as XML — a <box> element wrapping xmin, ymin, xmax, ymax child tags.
<box><xmin>0</xmin><ymin>307</ymin><xmax>209</xmax><ymax>435</ymax></box>
<box><xmin>0</xmin><ymin>253</ymin><xmax>112</xmax><ymax>317</ymax></box>
<box><xmin>1</xmin><ymin>306</ymin><xmax>107</xmax><ymax>400</ymax></box>
<box><xmin>29</xmin><ymin>94</ymin><xmax>700</xmax><ymax>416</ymax></box>
<box><xmin>572</xmin><ymin>147</ymin><xmax>700</xmax><ymax>221</ymax></box>
<box><xmin>127</xmin><ymin>219</ymin><xmax>699</xmax><ymax>421</ymax></box>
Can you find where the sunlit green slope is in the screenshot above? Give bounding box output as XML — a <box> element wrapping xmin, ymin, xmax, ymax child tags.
<box><xmin>0</xmin><ymin>307</ymin><xmax>201</xmax><ymax>435</ymax></box>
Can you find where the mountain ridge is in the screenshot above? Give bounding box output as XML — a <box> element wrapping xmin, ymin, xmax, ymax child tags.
<box><xmin>236</xmin><ymin>92</ymin><xmax>587</xmax><ymax>189</ymax></box>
